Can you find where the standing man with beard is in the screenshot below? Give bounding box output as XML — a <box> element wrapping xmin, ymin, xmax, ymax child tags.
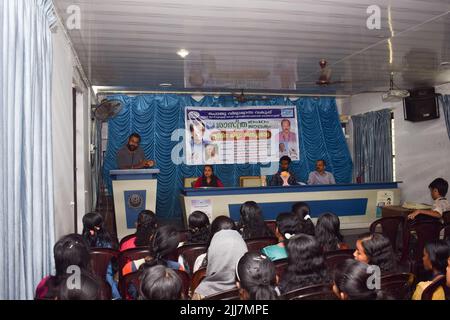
<box><xmin>117</xmin><ymin>133</ymin><xmax>155</xmax><ymax>169</ymax></box>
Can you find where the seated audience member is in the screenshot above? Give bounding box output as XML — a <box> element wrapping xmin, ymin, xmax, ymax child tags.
<box><xmin>412</xmin><ymin>240</ymin><xmax>449</xmax><ymax>300</ymax></box>
<box><xmin>81</xmin><ymin>212</ymin><xmax>120</xmax><ymax>299</ymax></box>
<box><xmin>408</xmin><ymin>178</ymin><xmax>450</xmax><ymax>221</ymax></box>
<box><xmin>307</xmin><ymin>159</ymin><xmax>336</xmax><ymax>185</ymax></box>
<box><xmin>354</xmin><ymin>233</ymin><xmax>397</xmax><ymax>274</ymax></box>
<box><xmin>270</xmin><ymin>156</ymin><xmax>298</xmax><ymax>186</ymax></box>
<box><xmin>238</xmin><ymin>201</ymin><xmax>274</xmax><ymax>240</ymax></box>
<box><xmin>333</xmin><ymin>259</ymin><xmax>386</xmax><ymax>300</ymax></box>
<box><xmin>192</xmin><ymin>230</ymin><xmax>248</xmax><ymax>299</ymax></box>
<box><xmin>447</xmin><ymin>245</ymin><xmax>450</xmax><ymax>289</ymax></box>
<box><xmin>35</xmin><ymin>234</ymin><xmax>91</xmax><ymax>299</ymax></box>
<box><xmin>236</xmin><ymin>252</ymin><xmax>279</xmax><ymax>300</ymax></box>
<box><xmin>138</xmin><ymin>265</ymin><xmax>183</xmax><ymax>300</ymax></box>
<box><xmin>291</xmin><ymin>202</ymin><xmax>315</xmax><ymax>236</ymax></box>
<box><xmin>120</xmin><ymin>210</ymin><xmax>158</xmax><ymax>251</ymax></box>
<box><xmin>315</xmin><ymin>212</ymin><xmax>348</xmax><ymax>251</ymax></box>
<box><xmin>193</xmin><ymin>165</ymin><xmax>224</xmax><ymax>188</ymax></box>
<box><xmin>122</xmin><ymin>225</ymin><xmax>188</xmax><ymax>276</ymax></box>
<box><xmin>193</xmin><ymin>215</ymin><xmax>237</xmax><ymax>273</ymax></box>
<box><xmin>186</xmin><ymin>211</ymin><xmax>210</xmax><ymax>245</ymax></box>
<box><xmin>279</xmin><ymin>234</ymin><xmax>330</xmax><ymax>294</ymax></box>
<box><xmin>261</xmin><ymin>212</ymin><xmax>301</xmax><ymax>261</ymax></box>
<box><xmin>58</xmin><ymin>271</ymin><xmax>102</xmax><ymax>300</ymax></box>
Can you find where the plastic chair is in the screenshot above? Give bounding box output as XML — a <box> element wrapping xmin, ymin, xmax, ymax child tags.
<box><xmin>282</xmin><ymin>283</ymin><xmax>335</xmax><ymax>300</ymax></box>
<box><xmin>190</xmin><ymin>267</ymin><xmax>207</xmax><ymax>294</ymax></box>
<box><xmin>89</xmin><ymin>248</ymin><xmax>119</xmax><ymax>279</ymax></box>
<box><xmin>176</xmin><ymin>244</ymin><xmax>207</xmax><ymax>273</ymax></box>
<box><xmin>380</xmin><ymin>272</ymin><xmax>415</xmax><ymax>300</ymax></box>
<box><xmin>324</xmin><ymin>249</ymin><xmax>354</xmax><ymax>271</ymax></box>
<box><xmin>117</xmin><ymin>247</ymin><xmax>151</xmax><ymax>277</ymax></box>
<box><xmin>370</xmin><ymin>216</ymin><xmax>405</xmax><ymax>252</ymax></box>
<box><xmin>421</xmin><ymin>275</ymin><xmax>446</xmax><ymax>300</ymax></box>
<box><xmin>245</xmin><ymin>237</ymin><xmax>278</xmax><ymax>253</ymax></box>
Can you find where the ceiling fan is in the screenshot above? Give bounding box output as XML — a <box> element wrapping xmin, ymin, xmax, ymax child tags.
<box><xmin>231</xmin><ymin>89</ymin><xmax>274</xmax><ymax>103</ymax></box>
<box><xmin>297</xmin><ymin>59</ymin><xmax>351</xmax><ymax>87</ymax></box>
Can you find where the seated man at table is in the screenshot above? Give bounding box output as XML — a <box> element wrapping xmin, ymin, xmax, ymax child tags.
<box><xmin>307</xmin><ymin>159</ymin><xmax>336</xmax><ymax>185</ymax></box>
<box><xmin>270</xmin><ymin>156</ymin><xmax>298</xmax><ymax>186</ymax></box>
<box><xmin>117</xmin><ymin>133</ymin><xmax>155</xmax><ymax>169</ymax></box>
<box><xmin>408</xmin><ymin>178</ymin><xmax>450</xmax><ymax>221</ymax></box>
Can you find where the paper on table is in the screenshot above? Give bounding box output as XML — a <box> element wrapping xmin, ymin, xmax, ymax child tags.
<box><xmin>190</xmin><ymin>199</ymin><xmax>213</xmax><ymax>222</ymax></box>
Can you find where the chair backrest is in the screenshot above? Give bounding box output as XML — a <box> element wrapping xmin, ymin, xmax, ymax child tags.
<box><xmin>117</xmin><ymin>247</ymin><xmax>151</xmax><ymax>277</ymax></box>
<box><xmin>89</xmin><ymin>248</ymin><xmax>119</xmax><ymax>279</ymax></box>
<box><xmin>442</xmin><ymin>211</ymin><xmax>450</xmax><ymax>225</ymax></box>
<box><xmin>190</xmin><ymin>268</ymin><xmax>207</xmax><ymax>294</ymax></box>
<box><xmin>239</xmin><ymin>176</ymin><xmax>262</xmax><ymax>187</ymax></box>
<box><xmin>324</xmin><ymin>249</ymin><xmax>354</xmax><ymax>271</ymax></box>
<box><xmin>245</xmin><ymin>237</ymin><xmax>278</xmax><ymax>253</ymax></box>
<box><xmin>178</xmin><ymin>230</ymin><xmax>190</xmax><ymax>243</ymax></box>
<box><xmin>176</xmin><ymin>244</ymin><xmax>208</xmax><ymax>273</ymax></box>
<box><xmin>119</xmin><ymin>233</ymin><xmax>136</xmax><ymax>249</ymax></box>
<box><xmin>402</xmin><ymin>220</ymin><xmax>442</xmax><ymax>263</ymax></box>
<box><xmin>282</xmin><ymin>283</ymin><xmax>335</xmax><ymax>300</ymax></box>
<box><xmin>441</xmin><ymin>224</ymin><xmax>450</xmax><ymax>240</ymax></box>
<box><xmin>380</xmin><ymin>272</ymin><xmax>415</xmax><ymax>300</ymax></box>
<box><xmin>265</xmin><ymin>220</ymin><xmax>277</xmax><ymax>235</ymax></box>
<box><xmin>274</xmin><ymin>258</ymin><xmax>288</xmax><ymax>279</ymax></box>
<box><xmin>421</xmin><ymin>275</ymin><xmax>446</xmax><ymax>300</ymax></box>
<box><xmin>203</xmin><ymin>288</ymin><xmax>240</xmax><ymax>300</ymax></box>
<box><xmin>184</xmin><ymin>177</ymin><xmax>198</xmax><ymax>188</ymax></box>
<box><xmin>119</xmin><ymin>271</ymin><xmax>141</xmax><ymax>300</ymax></box>
<box><xmin>98</xmin><ymin>279</ymin><xmax>113</xmax><ymax>300</ymax></box>
<box><xmin>369</xmin><ymin>216</ymin><xmax>404</xmax><ymax>252</ymax></box>
<box><xmin>174</xmin><ymin>270</ymin><xmax>191</xmax><ymax>298</ymax></box>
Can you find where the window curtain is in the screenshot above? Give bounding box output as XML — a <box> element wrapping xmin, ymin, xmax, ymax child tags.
<box><xmin>439</xmin><ymin>95</ymin><xmax>450</xmax><ymax>141</ymax></box>
<box><xmin>352</xmin><ymin>109</ymin><xmax>393</xmax><ymax>183</ymax></box>
<box><xmin>0</xmin><ymin>0</ymin><xmax>56</xmax><ymax>299</ymax></box>
<box><xmin>103</xmin><ymin>95</ymin><xmax>353</xmax><ymax>220</ymax></box>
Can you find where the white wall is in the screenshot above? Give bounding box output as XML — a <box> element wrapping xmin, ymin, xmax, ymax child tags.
<box><xmin>341</xmin><ymin>86</ymin><xmax>450</xmax><ymax>204</ymax></box>
<box><xmin>52</xmin><ymin>22</ymin><xmax>94</xmax><ymax>239</ymax></box>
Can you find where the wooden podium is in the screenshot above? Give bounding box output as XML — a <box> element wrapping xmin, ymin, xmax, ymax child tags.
<box><xmin>110</xmin><ymin>169</ymin><xmax>159</xmax><ymax>240</ymax></box>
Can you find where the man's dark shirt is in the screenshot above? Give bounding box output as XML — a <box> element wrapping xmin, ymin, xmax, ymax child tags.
<box><xmin>270</xmin><ymin>170</ymin><xmax>298</xmax><ymax>186</ymax></box>
<box><xmin>117</xmin><ymin>145</ymin><xmax>145</xmax><ymax>169</ymax></box>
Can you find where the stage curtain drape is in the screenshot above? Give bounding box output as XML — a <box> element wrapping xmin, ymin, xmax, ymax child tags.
<box><xmin>352</xmin><ymin>109</ymin><xmax>393</xmax><ymax>183</ymax></box>
<box><xmin>104</xmin><ymin>95</ymin><xmax>352</xmax><ymax>220</ymax></box>
<box><xmin>0</xmin><ymin>0</ymin><xmax>56</xmax><ymax>299</ymax></box>
<box><xmin>439</xmin><ymin>95</ymin><xmax>450</xmax><ymax>141</ymax></box>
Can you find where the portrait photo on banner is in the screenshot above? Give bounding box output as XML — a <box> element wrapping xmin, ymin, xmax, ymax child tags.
<box><xmin>185</xmin><ymin>106</ymin><xmax>300</xmax><ymax>165</ymax></box>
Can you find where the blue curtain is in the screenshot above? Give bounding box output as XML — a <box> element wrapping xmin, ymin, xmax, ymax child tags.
<box><xmin>0</xmin><ymin>0</ymin><xmax>56</xmax><ymax>299</ymax></box>
<box><xmin>352</xmin><ymin>109</ymin><xmax>393</xmax><ymax>183</ymax></box>
<box><xmin>104</xmin><ymin>95</ymin><xmax>352</xmax><ymax>220</ymax></box>
<box><xmin>439</xmin><ymin>95</ymin><xmax>450</xmax><ymax>141</ymax></box>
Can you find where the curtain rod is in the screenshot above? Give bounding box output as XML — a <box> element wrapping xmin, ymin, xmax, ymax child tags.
<box><xmin>95</xmin><ymin>89</ymin><xmax>350</xmax><ymax>98</ymax></box>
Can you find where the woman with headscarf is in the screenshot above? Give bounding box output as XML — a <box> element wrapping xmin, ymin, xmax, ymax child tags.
<box><xmin>192</xmin><ymin>229</ymin><xmax>248</xmax><ymax>299</ymax></box>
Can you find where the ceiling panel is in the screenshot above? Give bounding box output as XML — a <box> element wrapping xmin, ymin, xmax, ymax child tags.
<box><xmin>53</xmin><ymin>0</ymin><xmax>450</xmax><ymax>94</ymax></box>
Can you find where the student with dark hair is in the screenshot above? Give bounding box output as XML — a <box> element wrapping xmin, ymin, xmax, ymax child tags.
<box><xmin>35</xmin><ymin>234</ymin><xmax>91</xmax><ymax>299</ymax></box>
<box><xmin>193</xmin><ymin>215</ymin><xmax>237</xmax><ymax>273</ymax></box>
<box><xmin>193</xmin><ymin>230</ymin><xmax>248</xmax><ymax>299</ymax></box>
<box><xmin>193</xmin><ymin>165</ymin><xmax>224</xmax><ymax>188</ymax></box>
<box><xmin>236</xmin><ymin>252</ymin><xmax>279</xmax><ymax>300</ymax></box>
<box><xmin>408</xmin><ymin>178</ymin><xmax>450</xmax><ymax>221</ymax></box>
<box><xmin>138</xmin><ymin>265</ymin><xmax>184</xmax><ymax>300</ymax></box>
<box><xmin>315</xmin><ymin>212</ymin><xmax>348</xmax><ymax>251</ymax></box>
<box><xmin>270</xmin><ymin>156</ymin><xmax>298</xmax><ymax>186</ymax></box>
<box><xmin>82</xmin><ymin>212</ymin><xmax>116</xmax><ymax>249</ymax></box>
<box><xmin>261</xmin><ymin>212</ymin><xmax>300</xmax><ymax>261</ymax></box>
<box><xmin>238</xmin><ymin>201</ymin><xmax>274</xmax><ymax>240</ymax></box>
<box><xmin>333</xmin><ymin>259</ymin><xmax>386</xmax><ymax>300</ymax></box>
<box><xmin>412</xmin><ymin>240</ymin><xmax>450</xmax><ymax>300</ymax></box>
<box><xmin>58</xmin><ymin>271</ymin><xmax>102</xmax><ymax>300</ymax></box>
<box><xmin>291</xmin><ymin>202</ymin><xmax>315</xmax><ymax>236</ymax></box>
<box><xmin>81</xmin><ymin>212</ymin><xmax>120</xmax><ymax>299</ymax></box>
<box><xmin>120</xmin><ymin>210</ymin><xmax>158</xmax><ymax>251</ymax></box>
<box><xmin>354</xmin><ymin>233</ymin><xmax>397</xmax><ymax>274</ymax></box>
<box><xmin>187</xmin><ymin>211</ymin><xmax>210</xmax><ymax>244</ymax></box>
<box><xmin>122</xmin><ymin>225</ymin><xmax>188</xmax><ymax>276</ymax></box>
<box><xmin>279</xmin><ymin>234</ymin><xmax>329</xmax><ymax>293</ymax></box>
